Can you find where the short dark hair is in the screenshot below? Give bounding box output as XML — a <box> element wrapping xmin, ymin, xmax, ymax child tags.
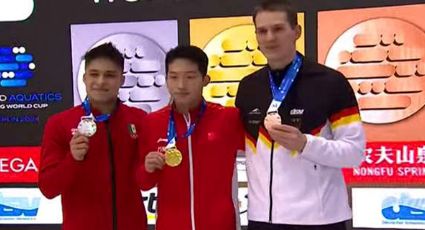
<box><xmin>83</xmin><ymin>42</ymin><xmax>124</xmax><ymax>71</ymax></box>
<box><xmin>165</xmin><ymin>45</ymin><xmax>209</xmax><ymax>76</ymax></box>
<box><xmin>253</xmin><ymin>0</ymin><xmax>298</xmax><ymax>29</ymax></box>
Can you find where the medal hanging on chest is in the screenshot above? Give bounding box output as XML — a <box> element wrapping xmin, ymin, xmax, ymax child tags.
<box><xmin>76</xmin><ymin>98</ymin><xmax>111</xmax><ymax>137</ymax></box>
<box><xmin>164</xmin><ymin>100</ymin><xmax>207</xmax><ymax>167</ymax></box>
<box><xmin>265</xmin><ymin>54</ymin><xmax>302</xmax><ymax>132</ymax></box>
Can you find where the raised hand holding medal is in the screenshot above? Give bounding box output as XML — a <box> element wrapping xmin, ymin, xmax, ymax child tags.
<box><xmin>264</xmin><ymin>53</ymin><xmax>302</xmax><ymax>132</ymax></box>
<box><xmin>76</xmin><ymin>97</ymin><xmax>111</xmax><ymax>137</ymax></box>
<box><xmin>164</xmin><ymin>100</ymin><xmax>207</xmax><ymax>167</ymax></box>
<box><xmin>264</xmin><ymin>54</ymin><xmax>307</xmax><ymax>155</ymax></box>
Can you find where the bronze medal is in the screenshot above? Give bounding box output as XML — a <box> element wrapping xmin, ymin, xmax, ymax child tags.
<box><xmin>264</xmin><ymin>112</ymin><xmax>281</xmax><ymax>131</ymax></box>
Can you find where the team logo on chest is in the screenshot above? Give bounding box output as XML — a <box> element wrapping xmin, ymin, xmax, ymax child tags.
<box><xmin>128</xmin><ymin>123</ymin><xmax>138</xmax><ymax>139</ymax></box>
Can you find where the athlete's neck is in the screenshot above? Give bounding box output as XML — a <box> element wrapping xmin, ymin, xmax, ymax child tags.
<box><xmin>174</xmin><ymin>97</ymin><xmax>202</xmax><ymax>114</ymax></box>
<box><xmin>268</xmin><ymin>50</ymin><xmax>297</xmax><ymax>70</ymax></box>
<box><xmin>91</xmin><ymin>100</ymin><xmax>117</xmax><ymax>114</ymax></box>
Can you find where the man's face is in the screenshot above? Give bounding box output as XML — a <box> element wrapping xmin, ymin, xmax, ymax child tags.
<box><xmin>83</xmin><ymin>57</ymin><xmax>124</xmax><ymax>106</ymax></box>
<box><xmin>166</xmin><ymin>58</ymin><xmax>209</xmax><ymax>107</ymax></box>
<box><xmin>255</xmin><ymin>11</ymin><xmax>301</xmax><ymax>65</ymax></box>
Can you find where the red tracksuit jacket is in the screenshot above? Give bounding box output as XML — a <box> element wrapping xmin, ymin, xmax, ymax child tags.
<box><xmin>138</xmin><ymin>102</ymin><xmax>245</xmax><ymax>230</ymax></box>
<box><xmin>39</xmin><ymin>103</ymin><xmax>147</xmax><ymax>230</ymax></box>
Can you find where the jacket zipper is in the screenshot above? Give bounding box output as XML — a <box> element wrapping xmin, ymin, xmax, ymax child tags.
<box><xmin>184</xmin><ymin>114</ymin><xmax>196</xmax><ymax>230</ymax></box>
<box><xmin>105</xmin><ymin>121</ymin><xmax>117</xmax><ymax>230</ymax></box>
<box><xmin>269</xmin><ymin>141</ymin><xmax>275</xmax><ymax>223</ymax></box>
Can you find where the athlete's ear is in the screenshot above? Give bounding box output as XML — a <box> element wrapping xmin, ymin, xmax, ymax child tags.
<box><xmin>203</xmin><ymin>75</ymin><xmax>210</xmax><ymax>87</ymax></box>
<box><xmin>295</xmin><ymin>24</ymin><xmax>302</xmax><ymax>41</ymax></box>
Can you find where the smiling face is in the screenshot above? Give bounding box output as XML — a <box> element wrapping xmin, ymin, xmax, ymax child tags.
<box><xmin>166</xmin><ymin>58</ymin><xmax>209</xmax><ymax>112</ymax></box>
<box><xmin>255</xmin><ymin>10</ymin><xmax>301</xmax><ymax>69</ymax></box>
<box><xmin>83</xmin><ymin>57</ymin><xmax>124</xmax><ymax>111</ymax></box>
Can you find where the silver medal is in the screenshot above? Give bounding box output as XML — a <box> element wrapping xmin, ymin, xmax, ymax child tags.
<box><xmin>77</xmin><ymin>115</ymin><xmax>97</xmax><ymax>137</ymax></box>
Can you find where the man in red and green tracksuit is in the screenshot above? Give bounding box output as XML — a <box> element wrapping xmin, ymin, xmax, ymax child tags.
<box><xmin>39</xmin><ymin>43</ymin><xmax>147</xmax><ymax>230</ymax></box>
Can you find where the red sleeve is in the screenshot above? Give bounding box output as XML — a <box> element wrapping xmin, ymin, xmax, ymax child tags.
<box><xmin>38</xmin><ymin>115</ymin><xmax>83</xmax><ymax>199</ymax></box>
<box><xmin>136</xmin><ymin>115</ymin><xmax>160</xmax><ymax>191</ymax></box>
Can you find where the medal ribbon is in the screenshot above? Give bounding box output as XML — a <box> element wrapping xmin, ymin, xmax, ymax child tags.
<box><xmin>267</xmin><ymin>53</ymin><xmax>302</xmax><ymax>113</ymax></box>
<box><xmin>82</xmin><ymin>97</ymin><xmax>111</xmax><ymax>122</ymax></box>
<box><xmin>166</xmin><ymin>99</ymin><xmax>207</xmax><ymax>148</ymax></box>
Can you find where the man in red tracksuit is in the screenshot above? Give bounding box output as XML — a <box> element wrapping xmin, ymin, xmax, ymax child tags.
<box><xmin>138</xmin><ymin>45</ymin><xmax>245</xmax><ymax>230</ymax></box>
<box><xmin>39</xmin><ymin>43</ymin><xmax>147</xmax><ymax>230</ymax></box>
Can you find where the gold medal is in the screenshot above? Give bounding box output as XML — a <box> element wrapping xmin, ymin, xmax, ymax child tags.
<box><xmin>164</xmin><ymin>147</ymin><xmax>182</xmax><ymax>167</ymax></box>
